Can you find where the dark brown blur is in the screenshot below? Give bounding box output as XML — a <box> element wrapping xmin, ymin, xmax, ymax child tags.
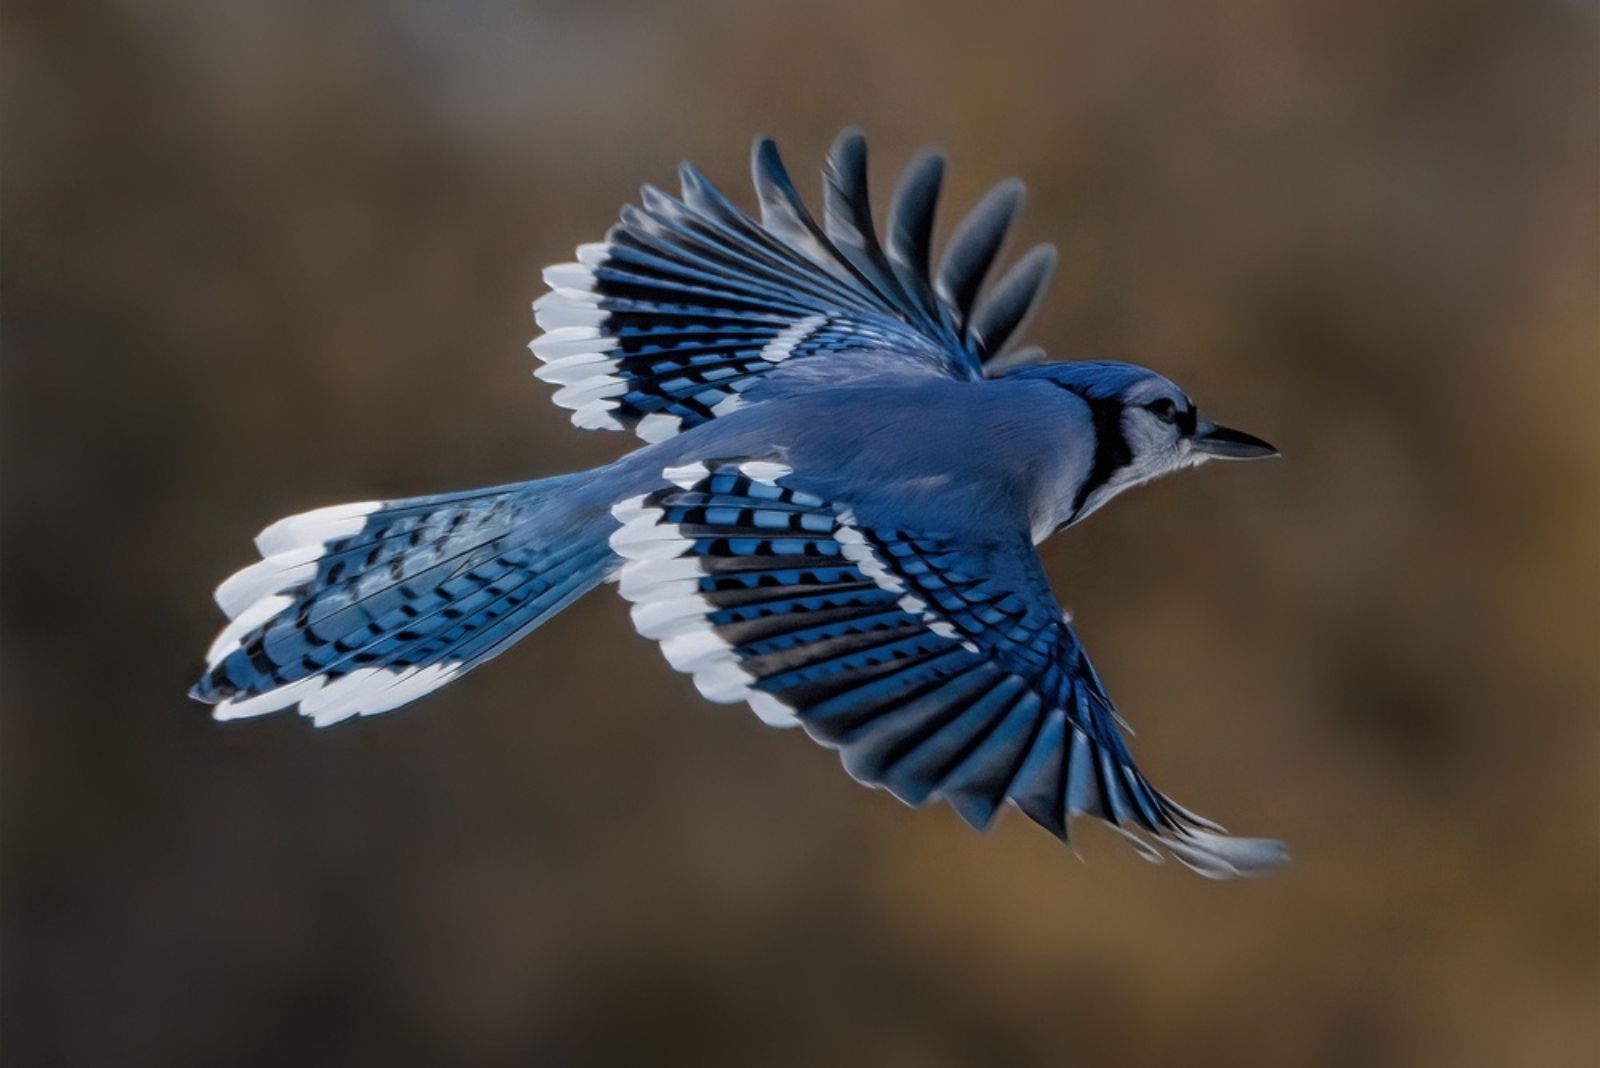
<box><xmin>3</xmin><ymin>1</ymin><xmax>1597</xmax><ymax>1065</ymax></box>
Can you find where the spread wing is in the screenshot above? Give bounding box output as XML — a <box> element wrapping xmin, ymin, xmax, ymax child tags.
<box><xmin>608</xmin><ymin>459</ymin><xmax>1288</xmax><ymax>877</ymax></box>
<box><xmin>531</xmin><ymin>129</ymin><xmax>1057</xmax><ymax>442</ymax></box>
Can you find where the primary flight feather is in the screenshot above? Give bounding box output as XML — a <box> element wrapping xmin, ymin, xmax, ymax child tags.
<box><xmin>192</xmin><ymin>129</ymin><xmax>1287</xmax><ymax>877</ymax></box>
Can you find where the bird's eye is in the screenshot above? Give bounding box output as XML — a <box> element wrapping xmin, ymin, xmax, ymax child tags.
<box><xmin>1146</xmin><ymin>399</ymin><xmax>1178</xmax><ymax>424</ymax></box>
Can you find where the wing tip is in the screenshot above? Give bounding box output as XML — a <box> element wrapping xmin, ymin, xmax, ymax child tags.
<box><xmin>827</xmin><ymin>125</ymin><xmax>868</xmax><ymax>165</ymax></box>
<box><xmin>1163</xmin><ymin>830</ymin><xmax>1292</xmax><ymax>879</ymax></box>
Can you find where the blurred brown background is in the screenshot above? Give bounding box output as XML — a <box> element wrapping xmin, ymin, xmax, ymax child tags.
<box><xmin>3</xmin><ymin>1</ymin><xmax>1597</xmax><ymax>1065</ymax></box>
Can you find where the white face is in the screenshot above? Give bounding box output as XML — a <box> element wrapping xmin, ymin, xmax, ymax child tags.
<box><xmin>1029</xmin><ymin>366</ymin><xmax>1278</xmax><ymax>540</ymax></box>
<box><xmin>1117</xmin><ymin>376</ymin><xmax>1207</xmax><ymax>486</ymax></box>
<box><xmin>1034</xmin><ymin>377</ymin><xmax>1201</xmax><ymax>538</ymax></box>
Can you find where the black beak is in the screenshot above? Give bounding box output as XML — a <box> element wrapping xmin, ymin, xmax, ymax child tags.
<box><xmin>1192</xmin><ymin>421</ymin><xmax>1279</xmax><ymax>460</ymax></box>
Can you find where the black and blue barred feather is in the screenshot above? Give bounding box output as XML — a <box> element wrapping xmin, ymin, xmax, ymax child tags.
<box><xmin>610</xmin><ymin>459</ymin><xmax>1287</xmax><ymax>877</ymax></box>
<box><xmin>532</xmin><ymin>130</ymin><xmax>1057</xmax><ymax>441</ymax></box>
<box><xmin>191</xmin><ymin>476</ymin><xmax>612</xmax><ymax>726</ymax></box>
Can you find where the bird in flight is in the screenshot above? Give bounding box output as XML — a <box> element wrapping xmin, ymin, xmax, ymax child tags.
<box><xmin>193</xmin><ymin>130</ymin><xmax>1287</xmax><ymax>877</ymax></box>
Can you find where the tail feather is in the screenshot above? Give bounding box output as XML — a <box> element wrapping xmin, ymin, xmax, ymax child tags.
<box><xmin>192</xmin><ymin>476</ymin><xmax>612</xmax><ymax>727</ymax></box>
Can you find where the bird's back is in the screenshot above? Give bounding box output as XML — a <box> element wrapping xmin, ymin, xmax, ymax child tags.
<box><xmin>606</xmin><ymin>368</ymin><xmax>1099</xmax><ymax>540</ymax></box>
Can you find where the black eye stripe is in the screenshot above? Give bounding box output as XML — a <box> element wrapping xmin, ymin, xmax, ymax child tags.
<box><xmin>1142</xmin><ymin>398</ymin><xmax>1196</xmax><ymax>434</ymax></box>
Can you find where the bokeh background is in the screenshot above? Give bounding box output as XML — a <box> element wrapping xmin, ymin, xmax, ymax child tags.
<box><xmin>4</xmin><ymin>1</ymin><xmax>1597</xmax><ymax>1064</ymax></box>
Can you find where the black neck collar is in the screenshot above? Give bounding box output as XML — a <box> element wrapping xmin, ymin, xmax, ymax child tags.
<box><xmin>1054</xmin><ymin>384</ymin><xmax>1132</xmax><ymax>521</ymax></box>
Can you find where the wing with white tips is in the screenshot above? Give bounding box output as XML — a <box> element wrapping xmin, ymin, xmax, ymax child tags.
<box><xmin>532</xmin><ymin>130</ymin><xmax>1057</xmax><ymax>442</ymax></box>
<box><xmin>606</xmin><ymin>458</ymin><xmax>1289</xmax><ymax>877</ymax></box>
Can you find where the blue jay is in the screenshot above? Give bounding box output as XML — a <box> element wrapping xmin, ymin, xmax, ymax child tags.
<box><xmin>193</xmin><ymin>131</ymin><xmax>1287</xmax><ymax>877</ymax></box>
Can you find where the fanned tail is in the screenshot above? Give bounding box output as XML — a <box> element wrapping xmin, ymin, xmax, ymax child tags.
<box><xmin>191</xmin><ymin>474</ymin><xmax>614</xmax><ymax>727</ymax></box>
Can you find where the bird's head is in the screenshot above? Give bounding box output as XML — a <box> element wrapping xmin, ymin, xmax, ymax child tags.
<box><xmin>1010</xmin><ymin>360</ymin><xmax>1278</xmax><ymax>528</ymax></box>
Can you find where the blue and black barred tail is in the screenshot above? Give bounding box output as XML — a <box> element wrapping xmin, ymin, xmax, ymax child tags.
<box><xmin>191</xmin><ymin>474</ymin><xmax>614</xmax><ymax>727</ymax></box>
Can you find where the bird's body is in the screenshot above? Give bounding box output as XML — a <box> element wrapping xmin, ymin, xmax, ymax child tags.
<box><xmin>600</xmin><ymin>374</ymin><xmax>1087</xmax><ymax>537</ymax></box>
<box><xmin>192</xmin><ymin>131</ymin><xmax>1287</xmax><ymax>877</ymax></box>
